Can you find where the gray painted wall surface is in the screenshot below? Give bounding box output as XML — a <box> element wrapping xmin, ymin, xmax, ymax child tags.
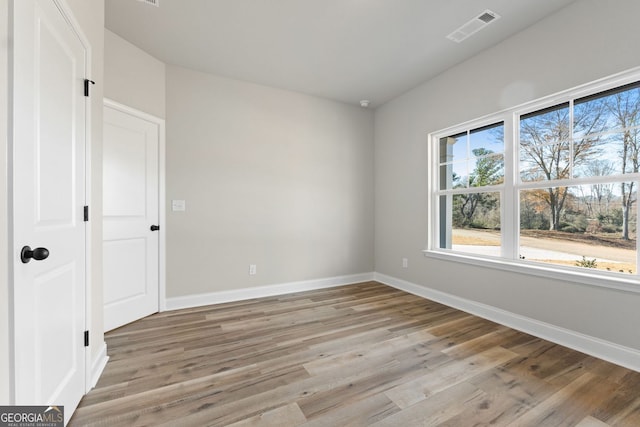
<box><xmin>374</xmin><ymin>0</ymin><xmax>640</xmax><ymax>350</ymax></box>
<box><xmin>166</xmin><ymin>65</ymin><xmax>374</xmax><ymax>297</ymax></box>
<box><xmin>104</xmin><ymin>29</ymin><xmax>166</xmax><ymax>118</ymax></box>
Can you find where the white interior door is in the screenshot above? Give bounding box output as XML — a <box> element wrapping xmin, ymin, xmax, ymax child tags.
<box><xmin>11</xmin><ymin>0</ymin><xmax>87</xmax><ymax>422</ymax></box>
<box><xmin>103</xmin><ymin>103</ymin><xmax>160</xmax><ymax>331</ymax></box>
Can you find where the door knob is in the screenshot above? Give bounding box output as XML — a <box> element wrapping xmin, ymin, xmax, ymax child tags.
<box><xmin>21</xmin><ymin>246</ymin><xmax>50</xmax><ymax>263</ymax></box>
<box><xmin>150</xmin><ymin>225</ymin><xmax>160</xmax><ymax>231</ymax></box>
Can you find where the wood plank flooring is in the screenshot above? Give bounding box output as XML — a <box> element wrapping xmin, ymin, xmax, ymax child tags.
<box><xmin>70</xmin><ymin>281</ymin><xmax>640</xmax><ymax>426</ymax></box>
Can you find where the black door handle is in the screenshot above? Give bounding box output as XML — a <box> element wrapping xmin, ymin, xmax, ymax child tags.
<box><xmin>150</xmin><ymin>225</ymin><xmax>160</xmax><ymax>231</ymax></box>
<box><xmin>21</xmin><ymin>246</ymin><xmax>50</xmax><ymax>263</ymax></box>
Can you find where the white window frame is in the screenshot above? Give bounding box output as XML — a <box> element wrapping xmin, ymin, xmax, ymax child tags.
<box><xmin>425</xmin><ymin>67</ymin><xmax>640</xmax><ymax>294</ymax></box>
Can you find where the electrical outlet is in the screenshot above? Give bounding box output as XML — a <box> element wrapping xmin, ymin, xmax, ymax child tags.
<box><xmin>402</xmin><ymin>258</ymin><xmax>408</xmax><ymax>268</ymax></box>
<box><xmin>249</xmin><ymin>264</ymin><xmax>257</xmax><ymax>275</ymax></box>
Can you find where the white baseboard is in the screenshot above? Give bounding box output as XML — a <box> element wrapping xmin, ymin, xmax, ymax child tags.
<box><xmin>89</xmin><ymin>341</ymin><xmax>109</xmax><ymax>390</ymax></box>
<box><xmin>374</xmin><ymin>272</ymin><xmax>640</xmax><ymax>373</ymax></box>
<box><xmin>165</xmin><ymin>272</ymin><xmax>375</xmax><ymax>311</ymax></box>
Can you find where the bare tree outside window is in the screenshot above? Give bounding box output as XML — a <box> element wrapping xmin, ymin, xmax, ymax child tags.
<box><xmin>604</xmin><ymin>88</ymin><xmax>640</xmax><ymax>239</ymax></box>
<box><xmin>435</xmin><ymin>77</ymin><xmax>640</xmax><ymax>276</ymax></box>
<box><xmin>519</xmin><ymin>102</ymin><xmax>607</xmax><ymax>230</ymax></box>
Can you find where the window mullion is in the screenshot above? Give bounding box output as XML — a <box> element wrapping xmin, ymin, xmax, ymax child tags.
<box><xmin>428</xmin><ymin>134</ymin><xmax>438</xmax><ymax>250</ymax></box>
<box><xmin>502</xmin><ymin>113</ymin><xmax>517</xmax><ymax>260</ymax></box>
<box><xmin>569</xmin><ymin>99</ymin><xmax>574</xmax><ymax>179</ymax></box>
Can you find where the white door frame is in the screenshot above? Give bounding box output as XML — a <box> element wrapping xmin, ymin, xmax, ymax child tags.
<box><xmin>103</xmin><ymin>98</ymin><xmax>166</xmax><ymax>314</ymax></box>
<box><xmin>8</xmin><ymin>0</ymin><xmax>95</xmax><ymax>401</ymax></box>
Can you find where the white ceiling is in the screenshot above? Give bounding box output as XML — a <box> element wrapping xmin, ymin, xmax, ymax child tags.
<box><xmin>105</xmin><ymin>0</ymin><xmax>578</xmax><ymax>107</ymax></box>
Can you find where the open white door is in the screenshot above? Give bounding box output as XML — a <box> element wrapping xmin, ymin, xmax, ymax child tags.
<box><xmin>103</xmin><ymin>102</ymin><xmax>160</xmax><ymax>331</ymax></box>
<box><xmin>11</xmin><ymin>0</ymin><xmax>88</xmax><ymax>423</ymax></box>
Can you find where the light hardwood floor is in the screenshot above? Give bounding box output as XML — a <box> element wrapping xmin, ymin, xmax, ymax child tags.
<box><xmin>71</xmin><ymin>282</ymin><xmax>640</xmax><ymax>426</ymax></box>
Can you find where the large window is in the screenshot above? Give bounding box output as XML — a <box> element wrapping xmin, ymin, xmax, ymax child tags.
<box><xmin>429</xmin><ymin>72</ymin><xmax>640</xmax><ymax>287</ymax></box>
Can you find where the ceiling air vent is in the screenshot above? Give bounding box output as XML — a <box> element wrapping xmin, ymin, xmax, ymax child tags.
<box><xmin>446</xmin><ymin>9</ymin><xmax>500</xmax><ymax>43</ymax></box>
<box><xmin>137</xmin><ymin>0</ymin><xmax>159</xmax><ymax>7</ymax></box>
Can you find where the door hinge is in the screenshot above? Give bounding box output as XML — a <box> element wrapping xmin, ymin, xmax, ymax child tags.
<box><xmin>84</xmin><ymin>205</ymin><xmax>89</xmax><ymax>222</ymax></box>
<box><xmin>84</xmin><ymin>79</ymin><xmax>95</xmax><ymax>97</ymax></box>
<box><xmin>84</xmin><ymin>330</ymin><xmax>89</xmax><ymax>347</ymax></box>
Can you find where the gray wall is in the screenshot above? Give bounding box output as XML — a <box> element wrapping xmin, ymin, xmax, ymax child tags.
<box><xmin>104</xmin><ymin>29</ymin><xmax>165</xmax><ymax>118</ymax></box>
<box><xmin>374</xmin><ymin>0</ymin><xmax>640</xmax><ymax>350</ymax></box>
<box><xmin>166</xmin><ymin>65</ymin><xmax>374</xmax><ymax>297</ymax></box>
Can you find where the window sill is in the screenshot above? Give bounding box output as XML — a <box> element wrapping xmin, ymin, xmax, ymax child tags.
<box><xmin>423</xmin><ymin>249</ymin><xmax>640</xmax><ymax>294</ymax></box>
